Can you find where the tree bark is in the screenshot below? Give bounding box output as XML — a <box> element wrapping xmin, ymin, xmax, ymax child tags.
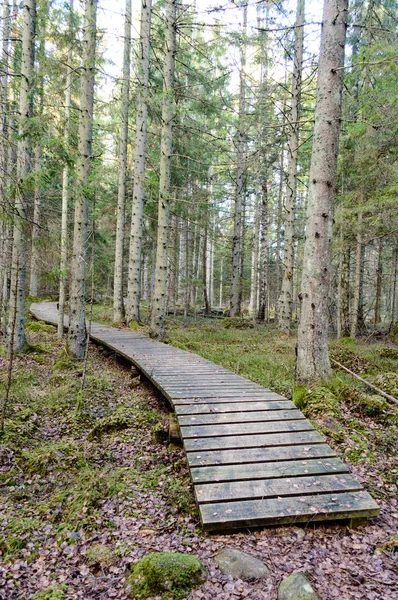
<box><xmin>68</xmin><ymin>0</ymin><xmax>97</xmax><ymax>359</ymax></box>
<box><xmin>350</xmin><ymin>212</ymin><xmax>363</xmax><ymax>338</ymax></box>
<box><xmin>296</xmin><ymin>0</ymin><xmax>348</xmax><ymax>384</ymax></box>
<box><xmin>230</xmin><ymin>1</ymin><xmax>247</xmax><ymax>316</ymax></box>
<box><xmin>374</xmin><ymin>238</ymin><xmax>382</xmax><ymax>324</ymax></box>
<box><xmin>278</xmin><ymin>0</ymin><xmax>305</xmax><ymax>334</ymax></box>
<box><xmin>126</xmin><ymin>0</ymin><xmax>152</xmax><ymax>324</ymax></box>
<box><xmin>149</xmin><ymin>0</ymin><xmax>177</xmax><ymax>338</ymax></box>
<box><xmin>257</xmin><ymin>178</ymin><xmax>269</xmax><ymax>322</ymax></box>
<box><xmin>113</xmin><ymin>0</ymin><xmax>132</xmax><ymax>322</ymax></box>
<box><xmin>58</xmin><ymin>0</ymin><xmax>74</xmax><ymax>338</ymax></box>
<box><xmin>8</xmin><ymin>0</ymin><xmax>36</xmax><ymax>353</ymax></box>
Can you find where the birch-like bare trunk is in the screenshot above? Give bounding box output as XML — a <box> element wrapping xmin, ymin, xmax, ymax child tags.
<box><xmin>149</xmin><ymin>0</ymin><xmax>176</xmax><ymax>338</ymax></box>
<box><xmin>248</xmin><ymin>194</ymin><xmax>259</xmax><ymax>316</ymax></box>
<box><xmin>257</xmin><ymin>179</ymin><xmax>269</xmax><ymax>322</ymax></box>
<box><xmin>230</xmin><ymin>1</ymin><xmax>247</xmax><ymax>316</ymax></box>
<box><xmin>296</xmin><ymin>0</ymin><xmax>348</xmax><ymax>384</ymax></box>
<box><xmin>278</xmin><ymin>0</ymin><xmax>305</xmax><ymax>334</ymax></box>
<box><xmin>126</xmin><ymin>0</ymin><xmax>152</xmax><ymax>324</ymax></box>
<box><xmin>58</xmin><ymin>0</ymin><xmax>74</xmax><ymax>338</ymax></box>
<box><xmin>29</xmin><ymin>17</ymin><xmax>46</xmax><ymax>297</ymax></box>
<box><xmin>113</xmin><ymin>0</ymin><xmax>131</xmax><ymax>322</ymax></box>
<box><xmin>8</xmin><ymin>0</ymin><xmax>36</xmax><ymax>353</ymax></box>
<box><xmin>0</xmin><ymin>0</ymin><xmax>11</xmax><ymax>333</ymax></box>
<box><xmin>68</xmin><ymin>0</ymin><xmax>97</xmax><ymax>359</ymax></box>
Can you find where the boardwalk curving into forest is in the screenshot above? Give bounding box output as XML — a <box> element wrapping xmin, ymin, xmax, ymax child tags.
<box><xmin>30</xmin><ymin>302</ymin><xmax>379</xmax><ymax>531</ymax></box>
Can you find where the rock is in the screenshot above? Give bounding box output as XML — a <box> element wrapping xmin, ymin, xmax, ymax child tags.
<box><xmin>127</xmin><ymin>552</ymin><xmax>206</xmax><ymax>599</ymax></box>
<box><xmin>215</xmin><ymin>548</ymin><xmax>271</xmax><ymax>581</ymax></box>
<box><xmin>278</xmin><ymin>572</ymin><xmax>321</xmax><ymax>600</ymax></box>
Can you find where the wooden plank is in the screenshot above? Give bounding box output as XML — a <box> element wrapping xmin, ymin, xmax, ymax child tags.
<box><xmin>171</xmin><ymin>391</ymin><xmax>282</xmax><ymax>400</ymax></box>
<box><xmin>191</xmin><ymin>457</ymin><xmax>349</xmax><ymax>483</ymax></box>
<box><xmin>175</xmin><ymin>401</ymin><xmax>296</xmax><ymax>415</ymax></box>
<box><xmin>184</xmin><ymin>429</ymin><xmax>324</xmax><ymax>452</ymax></box>
<box><xmin>199</xmin><ymin>491</ymin><xmax>380</xmax><ymax>531</ymax></box>
<box><xmin>187</xmin><ymin>444</ymin><xmax>336</xmax><ymax>467</ymax></box>
<box><xmin>181</xmin><ymin>419</ymin><xmax>313</xmax><ymax>439</ymax></box>
<box><xmin>194</xmin><ymin>473</ymin><xmax>362</xmax><ymax>504</ymax></box>
<box><xmin>178</xmin><ymin>409</ymin><xmax>303</xmax><ymax>426</ymax></box>
<box><xmin>172</xmin><ymin>393</ymin><xmax>285</xmax><ymax>404</ymax></box>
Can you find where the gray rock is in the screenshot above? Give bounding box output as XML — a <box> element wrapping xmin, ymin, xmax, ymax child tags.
<box><xmin>278</xmin><ymin>572</ymin><xmax>321</xmax><ymax>600</ymax></box>
<box><xmin>216</xmin><ymin>548</ymin><xmax>271</xmax><ymax>581</ymax></box>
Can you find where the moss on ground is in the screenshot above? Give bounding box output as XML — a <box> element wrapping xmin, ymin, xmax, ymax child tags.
<box><xmin>128</xmin><ymin>552</ymin><xmax>205</xmax><ymax>599</ymax></box>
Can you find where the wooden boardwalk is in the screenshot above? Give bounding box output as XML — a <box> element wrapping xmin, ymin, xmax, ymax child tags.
<box><xmin>30</xmin><ymin>302</ymin><xmax>379</xmax><ymax>531</ymax></box>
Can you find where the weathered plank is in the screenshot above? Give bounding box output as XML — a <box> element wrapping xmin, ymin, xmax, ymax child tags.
<box><xmin>181</xmin><ymin>419</ymin><xmax>313</xmax><ymax>439</ymax></box>
<box><xmin>175</xmin><ymin>400</ymin><xmax>296</xmax><ymax>414</ymax></box>
<box><xmin>195</xmin><ymin>473</ymin><xmax>362</xmax><ymax>503</ymax></box>
<box><xmin>199</xmin><ymin>491</ymin><xmax>380</xmax><ymax>530</ymax></box>
<box><xmin>178</xmin><ymin>409</ymin><xmax>303</xmax><ymax>426</ymax></box>
<box><xmin>190</xmin><ymin>457</ymin><xmax>349</xmax><ymax>483</ymax></box>
<box><xmin>186</xmin><ymin>444</ymin><xmax>336</xmax><ymax>467</ymax></box>
<box><xmin>184</xmin><ymin>429</ymin><xmax>324</xmax><ymax>452</ymax></box>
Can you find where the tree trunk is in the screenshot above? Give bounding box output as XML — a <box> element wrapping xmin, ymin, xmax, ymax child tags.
<box><xmin>113</xmin><ymin>0</ymin><xmax>132</xmax><ymax>322</ymax></box>
<box><xmin>0</xmin><ymin>0</ymin><xmax>11</xmax><ymax>333</ymax></box>
<box><xmin>350</xmin><ymin>212</ymin><xmax>363</xmax><ymax>338</ymax></box>
<box><xmin>390</xmin><ymin>241</ymin><xmax>398</xmax><ymax>327</ymax></box>
<box><xmin>278</xmin><ymin>0</ymin><xmax>305</xmax><ymax>335</ymax></box>
<box><xmin>149</xmin><ymin>0</ymin><xmax>177</xmax><ymax>338</ymax></box>
<box><xmin>230</xmin><ymin>1</ymin><xmax>247</xmax><ymax>316</ymax></box>
<box><xmin>296</xmin><ymin>0</ymin><xmax>348</xmax><ymax>384</ymax></box>
<box><xmin>58</xmin><ymin>0</ymin><xmax>74</xmax><ymax>338</ymax></box>
<box><xmin>8</xmin><ymin>0</ymin><xmax>36</xmax><ymax>353</ymax></box>
<box><xmin>257</xmin><ymin>179</ymin><xmax>269</xmax><ymax>322</ymax></box>
<box><xmin>29</xmin><ymin>10</ymin><xmax>46</xmax><ymax>298</ymax></box>
<box><xmin>126</xmin><ymin>0</ymin><xmax>152</xmax><ymax>324</ymax></box>
<box><xmin>68</xmin><ymin>0</ymin><xmax>97</xmax><ymax>359</ymax></box>
<box><xmin>248</xmin><ymin>194</ymin><xmax>260</xmax><ymax>316</ymax></box>
<box><xmin>374</xmin><ymin>238</ymin><xmax>382</xmax><ymax>325</ymax></box>
<box><xmin>337</xmin><ymin>230</ymin><xmax>350</xmax><ymax>339</ymax></box>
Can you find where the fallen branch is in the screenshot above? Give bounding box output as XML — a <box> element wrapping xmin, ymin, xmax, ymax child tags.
<box><xmin>330</xmin><ymin>358</ymin><xmax>398</xmax><ymax>405</ymax></box>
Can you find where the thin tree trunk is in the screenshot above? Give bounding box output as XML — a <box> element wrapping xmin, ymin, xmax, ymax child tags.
<box><xmin>68</xmin><ymin>0</ymin><xmax>97</xmax><ymax>359</ymax></box>
<box><xmin>257</xmin><ymin>179</ymin><xmax>269</xmax><ymax>322</ymax></box>
<box><xmin>337</xmin><ymin>231</ymin><xmax>350</xmax><ymax>339</ymax></box>
<box><xmin>0</xmin><ymin>0</ymin><xmax>11</xmax><ymax>333</ymax></box>
<box><xmin>113</xmin><ymin>0</ymin><xmax>132</xmax><ymax>322</ymax></box>
<box><xmin>29</xmin><ymin>12</ymin><xmax>46</xmax><ymax>297</ymax></box>
<box><xmin>230</xmin><ymin>1</ymin><xmax>247</xmax><ymax>316</ymax></box>
<box><xmin>58</xmin><ymin>0</ymin><xmax>74</xmax><ymax>338</ymax></box>
<box><xmin>8</xmin><ymin>0</ymin><xmax>36</xmax><ymax>353</ymax></box>
<box><xmin>390</xmin><ymin>241</ymin><xmax>398</xmax><ymax>327</ymax></box>
<box><xmin>374</xmin><ymin>238</ymin><xmax>382</xmax><ymax>324</ymax></box>
<box><xmin>149</xmin><ymin>0</ymin><xmax>176</xmax><ymax>338</ymax></box>
<box><xmin>278</xmin><ymin>0</ymin><xmax>305</xmax><ymax>334</ymax></box>
<box><xmin>248</xmin><ymin>195</ymin><xmax>260</xmax><ymax>316</ymax></box>
<box><xmin>126</xmin><ymin>0</ymin><xmax>152</xmax><ymax>324</ymax></box>
<box><xmin>219</xmin><ymin>258</ymin><xmax>223</xmax><ymax>306</ymax></box>
<box><xmin>351</xmin><ymin>212</ymin><xmax>363</xmax><ymax>338</ymax></box>
<box><xmin>296</xmin><ymin>0</ymin><xmax>348</xmax><ymax>383</ymax></box>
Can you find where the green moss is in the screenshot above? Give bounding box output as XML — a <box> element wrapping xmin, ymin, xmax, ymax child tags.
<box><xmin>222</xmin><ymin>317</ymin><xmax>254</xmax><ymax>329</ymax></box>
<box><xmin>53</xmin><ymin>358</ymin><xmax>76</xmax><ymax>371</ymax></box>
<box><xmin>298</xmin><ymin>386</ymin><xmax>341</xmax><ymax>418</ymax></box>
<box><xmin>20</xmin><ymin>440</ymin><xmax>88</xmax><ymax>475</ymax></box>
<box><xmin>87</xmin><ymin>408</ymin><xmax>135</xmax><ymax>440</ymax></box>
<box><xmin>32</xmin><ymin>584</ymin><xmax>67</xmax><ymax>599</ymax></box>
<box><xmin>86</xmin><ymin>544</ymin><xmax>115</xmax><ymax>568</ymax></box>
<box><xmin>128</xmin><ymin>552</ymin><xmax>205</xmax><ymax>599</ymax></box>
<box><xmin>329</xmin><ymin>346</ymin><xmax>372</xmax><ymax>374</ymax></box>
<box><xmin>26</xmin><ymin>321</ymin><xmax>55</xmax><ymax>333</ymax></box>
<box><xmin>346</xmin><ymin>430</ymin><xmax>375</xmax><ymax>464</ymax></box>
<box><xmin>367</xmin><ymin>373</ymin><xmax>398</xmax><ymax>398</ymax></box>
<box><xmin>292</xmin><ymin>385</ymin><xmax>308</xmax><ymax>409</ymax></box>
<box><xmin>379</xmin><ymin>347</ymin><xmax>398</xmax><ymax>359</ymax></box>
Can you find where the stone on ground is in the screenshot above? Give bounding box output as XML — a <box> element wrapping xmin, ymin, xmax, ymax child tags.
<box><xmin>278</xmin><ymin>572</ymin><xmax>321</xmax><ymax>600</ymax></box>
<box><xmin>216</xmin><ymin>548</ymin><xmax>271</xmax><ymax>581</ymax></box>
<box><xmin>127</xmin><ymin>552</ymin><xmax>206</xmax><ymax>599</ymax></box>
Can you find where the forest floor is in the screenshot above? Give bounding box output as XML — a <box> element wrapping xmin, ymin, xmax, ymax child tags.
<box><xmin>0</xmin><ymin>308</ymin><xmax>397</xmax><ymax>600</ymax></box>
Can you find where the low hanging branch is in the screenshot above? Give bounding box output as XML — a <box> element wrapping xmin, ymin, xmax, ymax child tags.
<box><xmin>330</xmin><ymin>358</ymin><xmax>398</xmax><ymax>405</ymax></box>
